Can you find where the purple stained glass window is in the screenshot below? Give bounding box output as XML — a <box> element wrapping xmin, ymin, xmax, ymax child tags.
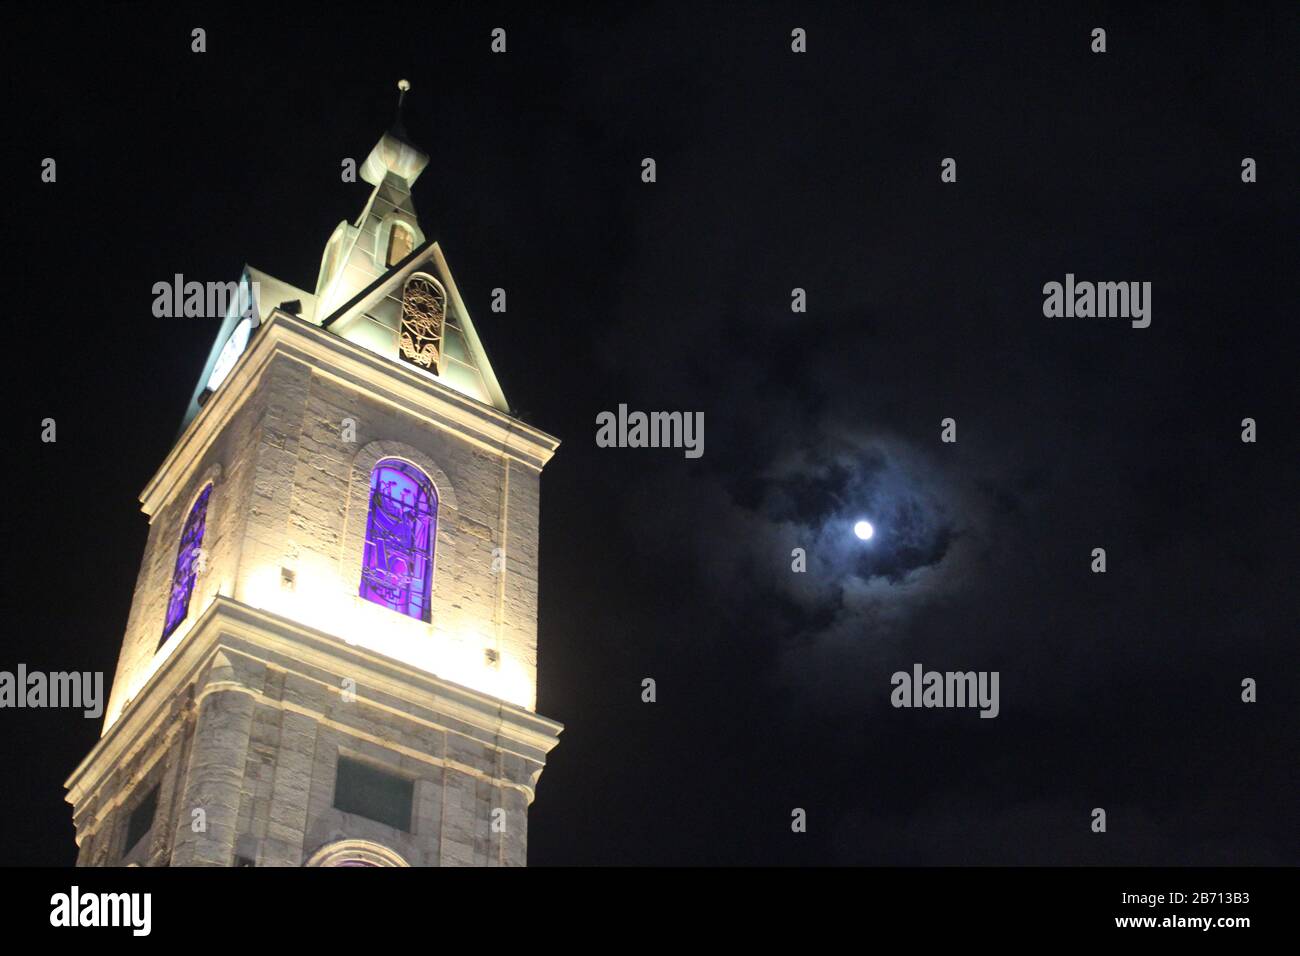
<box><xmin>161</xmin><ymin>484</ymin><xmax>212</xmax><ymax>645</ymax></box>
<box><xmin>359</xmin><ymin>460</ymin><xmax>436</xmax><ymax>621</ymax></box>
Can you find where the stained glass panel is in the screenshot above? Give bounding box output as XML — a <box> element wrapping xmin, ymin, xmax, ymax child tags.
<box><xmin>161</xmin><ymin>484</ymin><xmax>212</xmax><ymax>645</ymax></box>
<box><xmin>359</xmin><ymin>460</ymin><xmax>436</xmax><ymax>621</ymax></box>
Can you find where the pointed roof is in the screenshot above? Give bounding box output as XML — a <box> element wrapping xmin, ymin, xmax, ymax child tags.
<box><xmin>311</xmin><ymin>83</ymin><xmax>510</xmax><ymax>412</ymax></box>
<box><xmin>183</xmin><ymin>82</ymin><xmax>513</xmax><ymax>431</ymax></box>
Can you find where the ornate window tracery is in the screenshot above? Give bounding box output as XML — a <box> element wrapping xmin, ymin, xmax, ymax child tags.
<box><xmin>397</xmin><ymin>274</ymin><xmax>445</xmax><ymax>373</ymax></box>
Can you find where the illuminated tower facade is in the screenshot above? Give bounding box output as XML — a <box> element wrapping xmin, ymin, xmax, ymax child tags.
<box><xmin>64</xmin><ymin>94</ymin><xmax>563</xmax><ymax>867</ymax></box>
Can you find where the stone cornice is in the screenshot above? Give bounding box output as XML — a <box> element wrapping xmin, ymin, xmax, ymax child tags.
<box><xmin>65</xmin><ymin>597</ymin><xmax>564</xmax><ymax>809</ymax></box>
<box><xmin>140</xmin><ymin>311</ymin><xmax>559</xmax><ymax>518</ymax></box>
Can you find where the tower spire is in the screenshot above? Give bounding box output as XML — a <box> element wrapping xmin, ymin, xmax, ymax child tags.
<box><xmin>393</xmin><ymin>78</ymin><xmax>411</xmax><ymax>140</ymax></box>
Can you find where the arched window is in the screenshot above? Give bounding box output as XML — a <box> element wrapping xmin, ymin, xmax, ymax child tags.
<box><xmin>359</xmin><ymin>460</ymin><xmax>436</xmax><ymax>621</ymax></box>
<box><xmin>386</xmin><ymin>222</ymin><xmax>414</xmax><ymax>266</ymax></box>
<box><xmin>397</xmin><ymin>274</ymin><xmax>446</xmax><ymax>374</ymax></box>
<box><xmin>162</xmin><ymin>484</ymin><xmax>212</xmax><ymax>644</ymax></box>
<box><xmin>304</xmin><ymin>839</ymin><xmax>410</xmax><ymax>867</ymax></box>
<box><xmin>319</xmin><ymin>230</ymin><xmax>343</xmax><ymax>293</ymax></box>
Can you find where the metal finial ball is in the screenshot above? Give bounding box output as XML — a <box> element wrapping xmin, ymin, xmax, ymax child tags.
<box><xmin>397</xmin><ymin>79</ymin><xmax>411</xmax><ymax>92</ymax></box>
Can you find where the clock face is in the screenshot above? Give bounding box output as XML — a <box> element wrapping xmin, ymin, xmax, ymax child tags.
<box><xmin>206</xmin><ymin>316</ymin><xmax>252</xmax><ymax>391</ymax></box>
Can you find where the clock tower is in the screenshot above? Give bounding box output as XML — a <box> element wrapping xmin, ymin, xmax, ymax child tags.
<box><xmin>64</xmin><ymin>87</ymin><xmax>563</xmax><ymax>867</ymax></box>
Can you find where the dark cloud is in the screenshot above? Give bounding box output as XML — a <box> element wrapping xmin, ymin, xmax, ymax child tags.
<box><xmin>567</xmin><ymin>4</ymin><xmax>1298</xmax><ymax>864</ymax></box>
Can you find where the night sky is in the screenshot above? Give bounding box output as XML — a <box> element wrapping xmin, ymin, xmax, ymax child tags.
<box><xmin>6</xmin><ymin>3</ymin><xmax>1297</xmax><ymax>866</ymax></box>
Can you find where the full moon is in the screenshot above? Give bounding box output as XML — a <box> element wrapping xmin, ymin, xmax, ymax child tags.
<box><xmin>853</xmin><ymin>520</ymin><xmax>874</xmax><ymax>541</ymax></box>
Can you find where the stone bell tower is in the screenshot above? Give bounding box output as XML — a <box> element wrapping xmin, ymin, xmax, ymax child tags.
<box><xmin>64</xmin><ymin>84</ymin><xmax>563</xmax><ymax>867</ymax></box>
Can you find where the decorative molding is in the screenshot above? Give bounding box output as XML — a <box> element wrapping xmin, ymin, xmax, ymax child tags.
<box><xmin>304</xmin><ymin>839</ymin><xmax>410</xmax><ymax>867</ymax></box>
<box><xmin>65</xmin><ymin>597</ymin><xmax>563</xmax><ymax>809</ymax></box>
<box><xmin>139</xmin><ymin>311</ymin><xmax>558</xmax><ymax>518</ymax></box>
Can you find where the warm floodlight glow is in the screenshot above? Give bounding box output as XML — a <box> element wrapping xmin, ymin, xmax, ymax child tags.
<box><xmin>854</xmin><ymin>520</ymin><xmax>875</xmax><ymax>541</ymax></box>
